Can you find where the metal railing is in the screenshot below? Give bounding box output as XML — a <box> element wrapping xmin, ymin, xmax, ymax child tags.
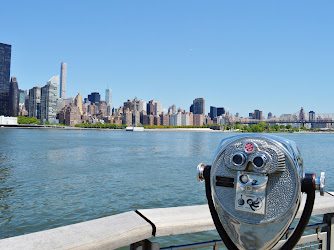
<box><xmin>131</xmin><ymin>218</ymin><xmax>333</xmax><ymax>250</ymax></box>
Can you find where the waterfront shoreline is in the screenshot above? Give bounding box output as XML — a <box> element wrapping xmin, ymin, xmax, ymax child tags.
<box><xmin>0</xmin><ymin>125</ymin><xmax>84</xmax><ymax>130</ymax></box>
<box><xmin>1</xmin><ymin>126</ymin><xmax>333</xmax><ymax>133</ymax></box>
<box><xmin>143</xmin><ymin>129</ymin><xmax>333</xmax><ymax>133</ymax></box>
<box><xmin>143</xmin><ymin>128</ymin><xmax>230</xmax><ymax>132</ymax></box>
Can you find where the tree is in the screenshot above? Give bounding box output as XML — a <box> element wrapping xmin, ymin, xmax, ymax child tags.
<box><xmin>249</xmin><ymin>124</ymin><xmax>264</xmax><ymax>132</ymax></box>
<box><xmin>234</xmin><ymin>123</ymin><xmax>241</xmax><ymax>130</ymax></box>
<box><xmin>292</xmin><ymin>127</ymin><xmax>299</xmax><ymax>132</ymax></box>
<box><xmin>272</xmin><ymin>124</ymin><xmax>280</xmax><ymax>131</ymax></box>
<box><xmin>17</xmin><ymin>116</ymin><xmax>41</xmax><ymax>125</ymax></box>
<box><xmin>286</xmin><ymin>125</ymin><xmax>292</xmax><ymax>130</ymax></box>
<box><xmin>258</xmin><ymin>122</ymin><xmax>269</xmax><ymax>130</ymax></box>
<box><xmin>242</xmin><ymin>125</ymin><xmax>249</xmax><ymax>131</ymax></box>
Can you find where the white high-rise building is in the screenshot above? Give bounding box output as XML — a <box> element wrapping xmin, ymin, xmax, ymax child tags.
<box><xmin>47</xmin><ymin>75</ymin><xmax>60</xmax><ymax>98</ymax></box>
<box><xmin>181</xmin><ymin>113</ymin><xmax>190</xmax><ymax>126</ymax></box>
<box><xmin>168</xmin><ymin>104</ymin><xmax>177</xmax><ymax>114</ymax></box>
<box><xmin>150</xmin><ymin>100</ymin><xmax>162</xmax><ymax>115</ymax></box>
<box><xmin>105</xmin><ymin>88</ymin><xmax>112</xmax><ymax>107</ymax></box>
<box><xmin>60</xmin><ymin>62</ymin><xmax>67</xmax><ymax>99</ymax></box>
<box><xmin>170</xmin><ymin>112</ymin><xmax>182</xmax><ymax>126</ymax></box>
<box><xmin>155</xmin><ymin>102</ymin><xmax>162</xmax><ymax>115</ymax></box>
<box><xmin>138</xmin><ymin>100</ymin><xmax>146</xmax><ymax>112</ymax></box>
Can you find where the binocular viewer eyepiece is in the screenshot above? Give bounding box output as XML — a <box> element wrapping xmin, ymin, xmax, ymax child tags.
<box><xmin>197</xmin><ymin>134</ymin><xmax>325</xmax><ymax>250</ymax></box>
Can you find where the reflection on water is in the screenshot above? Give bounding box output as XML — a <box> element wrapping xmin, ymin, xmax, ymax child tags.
<box><xmin>0</xmin><ymin>129</ymin><xmax>333</xmax><ymax>247</ymax></box>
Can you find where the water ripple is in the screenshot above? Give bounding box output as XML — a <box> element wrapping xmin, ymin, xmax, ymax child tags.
<box><xmin>0</xmin><ymin>129</ymin><xmax>333</xmax><ymax>246</ymax></box>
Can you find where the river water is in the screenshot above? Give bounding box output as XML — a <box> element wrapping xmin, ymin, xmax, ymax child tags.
<box><xmin>0</xmin><ymin>129</ymin><xmax>333</xmax><ymax>247</ymax></box>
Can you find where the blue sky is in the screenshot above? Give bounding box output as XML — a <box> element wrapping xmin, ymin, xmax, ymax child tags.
<box><xmin>1</xmin><ymin>1</ymin><xmax>333</xmax><ymax>117</ymax></box>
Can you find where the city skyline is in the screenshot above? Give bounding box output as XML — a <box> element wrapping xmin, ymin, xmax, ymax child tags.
<box><xmin>0</xmin><ymin>46</ymin><xmax>327</xmax><ymax>121</ymax></box>
<box><xmin>3</xmin><ymin>54</ymin><xmax>330</xmax><ymax>120</ymax></box>
<box><xmin>1</xmin><ymin>57</ymin><xmax>331</xmax><ymax>128</ymax></box>
<box><xmin>4</xmin><ymin>63</ymin><xmax>330</xmax><ymax>121</ymax></box>
<box><xmin>1</xmin><ymin>1</ymin><xmax>334</xmax><ymax>117</ymax></box>
<box><xmin>1</xmin><ymin>53</ymin><xmax>327</xmax><ymax>119</ymax></box>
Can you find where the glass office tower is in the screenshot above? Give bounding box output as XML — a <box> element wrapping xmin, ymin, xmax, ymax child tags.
<box><xmin>0</xmin><ymin>43</ymin><xmax>11</xmax><ymax>116</ymax></box>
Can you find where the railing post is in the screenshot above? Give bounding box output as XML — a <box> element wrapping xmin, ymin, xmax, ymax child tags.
<box><xmin>213</xmin><ymin>241</ymin><xmax>219</xmax><ymax>250</ymax></box>
<box><xmin>322</xmin><ymin>213</ymin><xmax>334</xmax><ymax>250</ymax></box>
<box><xmin>130</xmin><ymin>239</ymin><xmax>160</xmax><ymax>250</ymax></box>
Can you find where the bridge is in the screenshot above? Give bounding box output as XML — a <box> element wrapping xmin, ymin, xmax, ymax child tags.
<box><xmin>232</xmin><ymin>108</ymin><xmax>334</xmax><ymax>127</ymax></box>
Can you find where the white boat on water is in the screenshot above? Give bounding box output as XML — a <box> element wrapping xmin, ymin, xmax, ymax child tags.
<box><xmin>125</xmin><ymin>126</ymin><xmax>144</xmax><ymax>131</ymax></box>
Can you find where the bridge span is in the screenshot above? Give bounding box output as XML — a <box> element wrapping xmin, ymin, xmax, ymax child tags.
<box><xmin>233</xmin><ymin>108</ymin><xmax>334</xmax><ymax>128</ymax></box>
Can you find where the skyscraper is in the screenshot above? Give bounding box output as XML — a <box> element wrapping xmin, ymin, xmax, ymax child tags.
<box><xmin>168</xmin><ymin>104</ymin><xmax>176</xmax><ymax>114</ymax></box>
<box><xmin>24</xmin><ymin>93</ymin><xmax>29</xmax><ymax>113</ymax></box>
<box><xmin>254</xmin><ymin>109</ymin><xmax>263</xmax><ymax>120</ymax></box>
<box><xmin>138</xmin><ymin>99</ymin><xmax>146</xmax><ymax>112</ymax></box>
<box><xmin>299</xmin><ymin>107</ymin><xmax>306</xmax><ymax>121</ymax></box>
<box><xmin>74</xmin><ymin>93</ymin><xmax>83</xmax><ymax>115</ymax></box>
<box><xmin>18</xmin><ymin>89</ymin><xmax>27</xmax><ymax>116</ymax></box>
<box><xmin>123</xmin><ymin>99</ymin><xmax>132</xmax><ymax>111</ymax></box>
<box><xmin>60</xmin><ymin>62</ymin><xmax>67</xmax><ymax>99</ymax></box>
<box><xmin>309</xmin><ymin>111</ymin><xmax>315</xmax><ymax>121</ymax></box>
<box><xmin>210</xmin><ymin>106</ymin><xmax>217</xmax><ymax>119</ymax></box>
<box><xmin>9</xmin><ymin>77</ymin><xmax>19</xmax><ymax>116</ymax></box>
<box><xmin>105</xmin><ymin>88</ymin><xmax>112</xmax><ymax>108</ymax></box>
<box><xmin>192</xmin><ymin>98</ymin><xmax>205</xmax><ymax>115</ymax></box>
<box><xmin>99</xmin><ymin>100</ymin><xmax>108</xmax><ymax>116</ymax></box>
<box><xmin>0</xmin><ymin>43</ymin><xmax>11</xmax><ymax>116</ymax></box>
<box><xmin>47</xmin><ymin>75</ymin><xmax>60</xmax><ymax>99</ymax></box>
<box><xmin>217</xmin><ymin>107</ymin><xmax>225</xmax><ymax>117</ymax></box>
<box><xmin>88</xmin><ymin>92</ymin><xmax>100</xmax><ymax>105</ymax></box>
<box><xmin>19</xmin><ymin>89</ymin><xmax>26</xmax><ymax>105</ymax></box>
<box><xmin>155</xmin><ymin>102</ymin><xmax>162</xmax><ymax>115</ymax></box>
<box><xmin>29</xmin><ymin>87</ymin><xmax>41</xmax><ymax>119</ymax></box>
<box><xmin>147</xmin><ymin>101</ymin><xmax>155</xmax><ymax>115</ymax></box>
<box><xmin>41</xmin><ymin>83</ymin><xmax>57</xmax><ymax>123</ymax></box>
<box><xmin>147</xmin><ymin>100</ymin><xmax>162</xmax><ymax>115</ymax></box>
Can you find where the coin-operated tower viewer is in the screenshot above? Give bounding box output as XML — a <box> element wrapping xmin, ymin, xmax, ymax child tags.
<box><xmin>197</xmin><ymin>135</ymin><xmax>325</xmax><ymax>250</ymax></box>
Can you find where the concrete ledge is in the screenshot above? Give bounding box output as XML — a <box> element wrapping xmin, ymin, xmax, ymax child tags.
<box><xmin>1</xmin><ymin>193</ymin><xmax>333</xmax><ymax>249</ymax></box>
<box><xmin>296</xmin><ymin>192</ymin><xmax>334</xmax><ymax>218</ymax></box>
<box><xmin>137</xmin><ymin>205</ymin><xmax>214</xmax><ymax>237</ymax></box>
<box><xmin>138</xmin><ymin>192</ymin><xmax>334</xmax><ymax>237</ymax></box>
<box><xmin>0</xmin><ymin>211</ymin><xmax>152</xmax><ymax>250</ymax></box>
